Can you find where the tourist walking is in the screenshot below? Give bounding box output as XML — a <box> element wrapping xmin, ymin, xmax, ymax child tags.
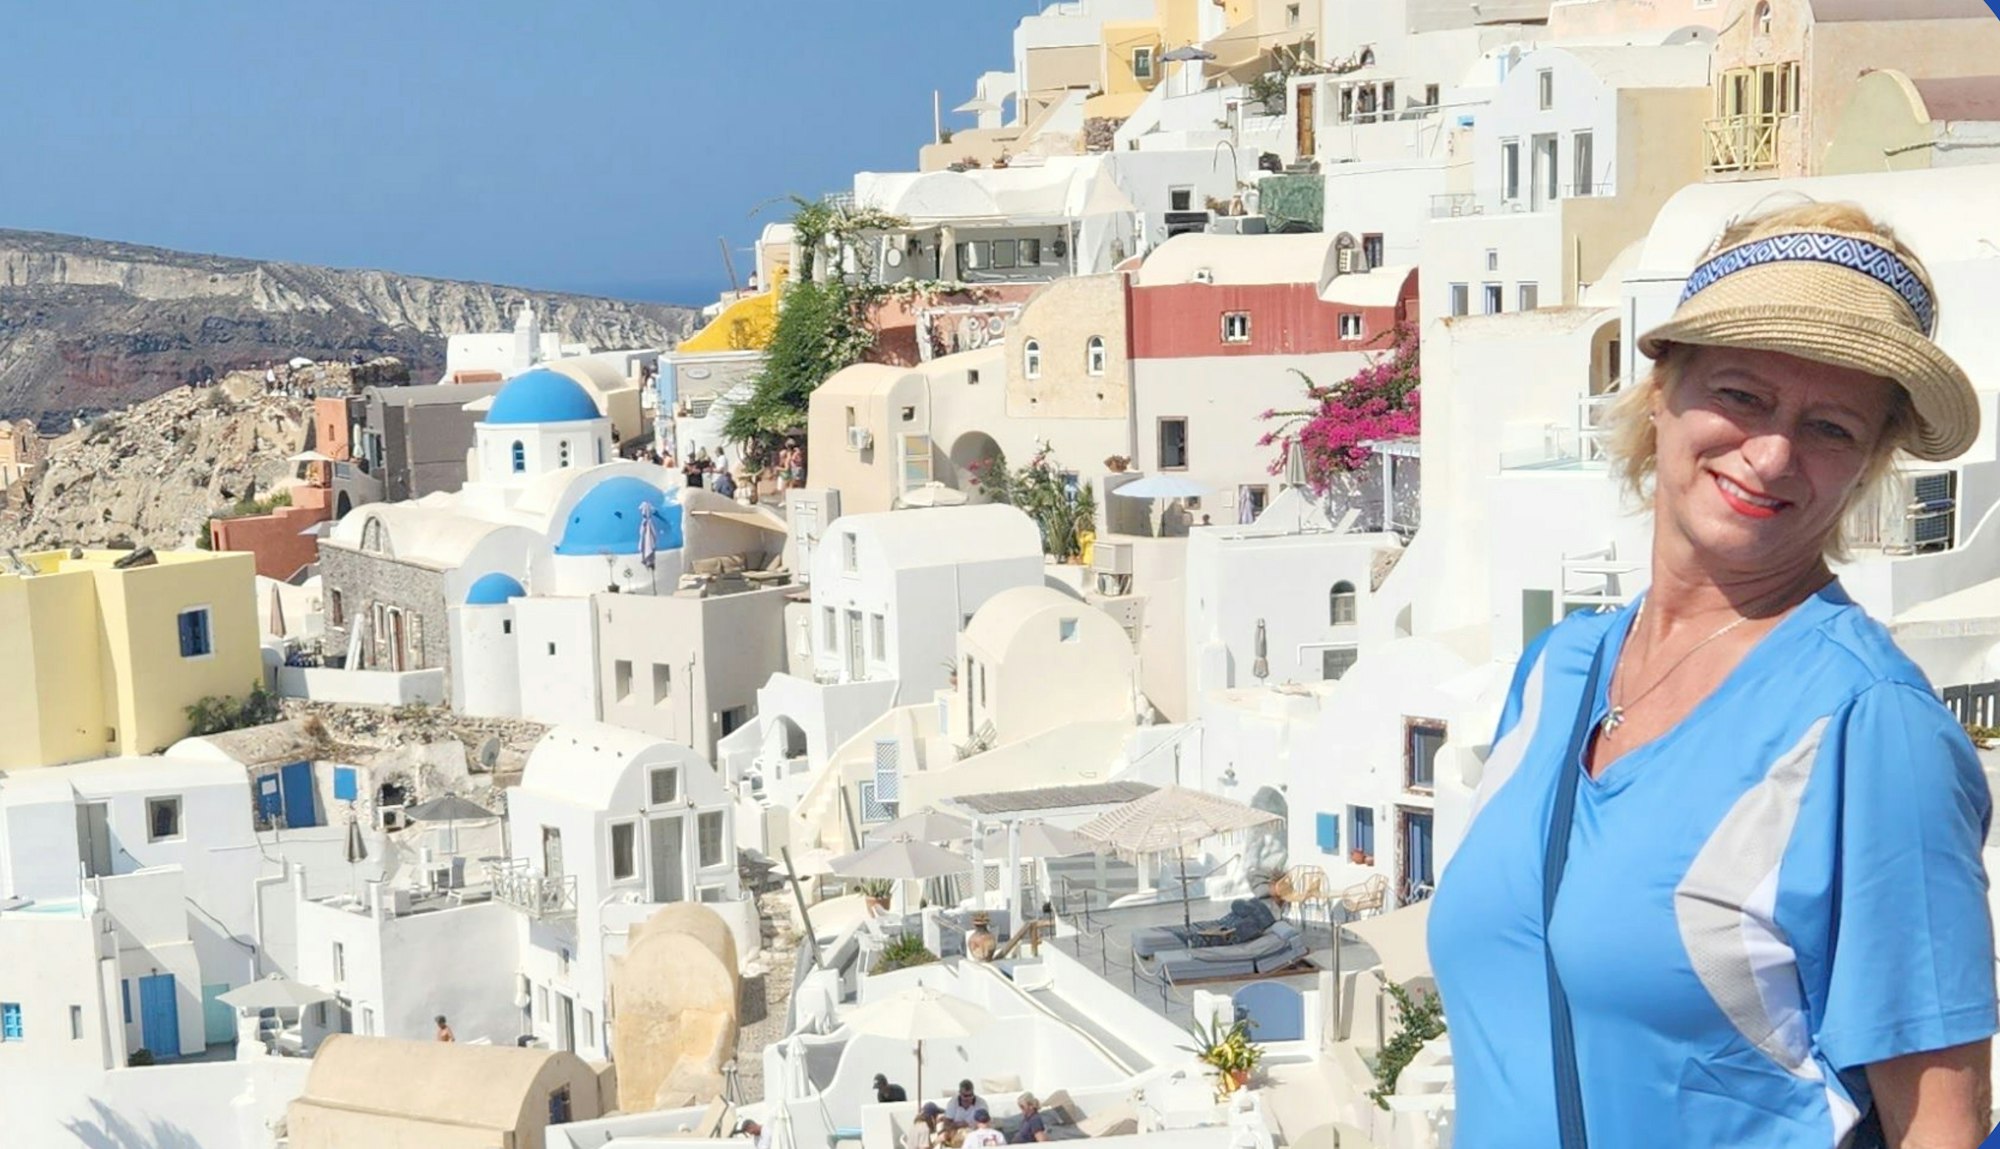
<box><xmin>434</xmin><ymin>1014</ymin><xmax>454</xmax><ymax>1042</ymax></box>
<box><xmin>1429</xmin><ymin>203</ymin><xmax>1996</xmax><ymax>1147</ymax></box>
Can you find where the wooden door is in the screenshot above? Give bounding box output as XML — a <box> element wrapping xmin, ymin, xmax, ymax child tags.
<box><xmin>1296</xmin><ymin>84</ymin><xmax>1316</xmax><ymax>158</ymax></box>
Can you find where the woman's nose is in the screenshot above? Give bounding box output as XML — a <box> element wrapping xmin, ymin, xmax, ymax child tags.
<box><xmin>1738</xmin><ymin>429</ymin><xmax>1797</xmax><ymax>480</ymax></box>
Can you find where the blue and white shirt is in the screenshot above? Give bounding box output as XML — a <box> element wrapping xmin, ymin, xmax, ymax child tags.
<box><xmin>1429</xmin><ymin>582</ymin><xmax>1996</xmax><ymax>1146</ymax></box>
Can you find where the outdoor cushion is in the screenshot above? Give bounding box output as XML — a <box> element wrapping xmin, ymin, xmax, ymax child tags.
<box><xmin>1039</xmin><ymin>1090</ymin><xmax>1078</xmax><ymax>1125</ymax></box>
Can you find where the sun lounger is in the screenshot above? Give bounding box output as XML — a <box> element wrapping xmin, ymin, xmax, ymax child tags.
<box><xmin>1152</xmin><ymin>920</ymin><xmax>1309</xmax><ymax>984</ymax></box>
<box><xmin>1129</xmin><ymin>898</ymin><xmax>1278</xmax><ymax>959</ymax></box>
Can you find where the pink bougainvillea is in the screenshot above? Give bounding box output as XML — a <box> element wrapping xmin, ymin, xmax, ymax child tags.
<box><xmin>1262</xmin><ymin>322</ymin><xmax>1420</xmax><ymax>492</ymax></box>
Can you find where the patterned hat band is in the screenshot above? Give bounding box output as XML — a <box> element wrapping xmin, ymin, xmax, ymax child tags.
<box><xmin>1678</xmin><ymin>231</ymin><xmax>1937</xmax><ymax>336</ymax></box>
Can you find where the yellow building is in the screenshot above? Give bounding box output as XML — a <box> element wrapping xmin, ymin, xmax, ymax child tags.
<box><xmin>676</xmin><ymin>289</ymin><xmax>780</xmax><ymax>354</ymax></box>
<box><xmin>0</xmin><ymin>548</ymin><xmax>260</xmax><ymax>769</ymax></box>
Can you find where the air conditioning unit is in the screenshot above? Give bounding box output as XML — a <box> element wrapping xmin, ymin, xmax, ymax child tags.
<box><xmin>1093</xmin><ymin>540</ymin><xmax>1135</xmax><ymax>576</ymax></box>
<box><xmin>847</xmin><ymin>427</ymin><xmax>874</xmax><ymax>451</ymax></box>
<box><xmin>1888</xmin><ymin>469</ymin><xmax>1957</xmax><ymax>554</ymax></box>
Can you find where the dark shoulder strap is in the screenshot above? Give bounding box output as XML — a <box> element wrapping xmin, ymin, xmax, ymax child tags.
<box><xmin>1543</xmin><ymin>639</ymin><xmax>1610</xmax><ymax>1149</ymax></box>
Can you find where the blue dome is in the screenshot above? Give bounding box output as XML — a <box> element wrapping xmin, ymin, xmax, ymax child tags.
<box><xmin>487</xmin><ymin>368</ymin><xmax>602</xmax><ymax>426</ymax></box>
<box><xmin>464</xmin><ymin>572</ymin><xmax>526</xmax><ymax>605</ymax></box>
<box><xmin>555</xmin><ymin>478</ymin><xmax>683</xmax><ymax>556</ymax></box>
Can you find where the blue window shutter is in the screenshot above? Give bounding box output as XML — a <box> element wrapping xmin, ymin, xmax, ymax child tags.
<box><xmin>121</xmin><ymin>980</ymin><xmax>131</xmax><ymax>1024</ymax></box>
<box><xmin>178</xmin><ymin>612</ymin><xmax>194</xmax><ymax>656</ymax></box>
<box><xmin>1316</xmin><ymin>812</ymin><xmax>1340</xmax><ymax>853</ymax></box>
<box><xmin>2</xmin><ymin>1003</ymin><xmax>22</xmax><ymax>1040</ymax></box>
<box><xmin>333</xmin><ymin>766</ymin><xmax>357</xmax><ymax>802</ymax></box>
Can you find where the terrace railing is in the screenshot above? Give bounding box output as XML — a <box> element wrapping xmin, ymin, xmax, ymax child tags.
<box><xmin>1705</xmin><ymin>113</ymin><xmax>1782</xmax><ymax>174</ymax></box>
<box><xmin>490</xmin><ymin>859</ymin><xmax>577</xmax><ymax>921</ymax></box>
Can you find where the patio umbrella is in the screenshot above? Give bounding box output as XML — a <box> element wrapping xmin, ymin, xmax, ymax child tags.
<box><xmin>829</xmin><ymin>835</ymin><xmax>972</xmax><ymax>881</ymax></box>
<box><xmin>1159</xmin><ymin>45</ymin><xmax>1217</xmax><ymax>62</ymax></box>
<box><xmin>1111</xmin><ymin>475</ymin><xmax>1212</xmax><ymax>500</ymax></box>
<box><xmin>1076</xmin><ymin>785</ymin><xmax>1281</xmax><ymax>932</ymax></box>
<box><xmin>403</xmin><ymin>793</ymin><xmax>497</xmax><ymax>858</ymax></box>
<box><xmin>978</xmin><ymin>820</ymin><xmax>1095</xmax><ymax>859</ymax></box>
<box><xmin>866</xmin><ymin>809</ymin><xmax>975</xmax><ymax>845</ymax></box>
<box><xmin>217</xmin><ymin>974</ymin><xmax>333</xmax><ymax>1011</ymax></box>
<box><xmin>845</xmin><ymin>985</ymin><xmax>994</xmax><ymax>1103</ymax></box>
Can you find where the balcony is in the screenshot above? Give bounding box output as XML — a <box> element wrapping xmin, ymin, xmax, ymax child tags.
<box><xmin>491</xmin><ymin>859</ymin><xmax>577</xmax><ymax>921</ymax></box>
<box><xmin>1429</xmin><ymin>193</ymin><xmax>1482</xmax><ymax>219</ymax></box>
<box><xmin>1704</xmin><ymin>113</ymin><xmax>1782</xmax><ymax>174</ymax></box>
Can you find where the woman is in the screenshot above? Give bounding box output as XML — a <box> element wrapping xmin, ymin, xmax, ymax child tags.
<box><xmin>1430</xmin><ymin>204</ymin><xmax>1996</xmax><ymax>1146</ymax></box>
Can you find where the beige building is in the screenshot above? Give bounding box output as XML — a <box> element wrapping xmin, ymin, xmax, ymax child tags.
<box><xmin>286</xmin><ymin>1034</ymin><xmax>607</xmax><ymax>1149</ymax></box>
<box><xmin>1547</xmin><ymin>0</ymin><xmax>1728</xmax><ymax>40</ymax></box>
<box><xmin>1703</xmin><ymin>0</ymin><xmax>2000</xmax><ymax>180</ymax></box>
<box><xmin>1006</xmin><ymin>273</ymin><xmax>1131</xmax><ymax>423</ymax></box>
<box><xmin>0</xmin><ymin>419</ymin><xmax>43</xmax><ymax>488</ymax></box>
<box><xmin>1822</xmin><ymin>70</ymin><xmax>2000</xmax><ymax>175</ymax></box>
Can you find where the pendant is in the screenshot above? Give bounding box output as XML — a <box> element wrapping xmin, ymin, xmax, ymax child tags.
<box><xmin>1599</xmin><ymin>706</ymin><xmax>1625</xmax><ymax>739</ymax></box>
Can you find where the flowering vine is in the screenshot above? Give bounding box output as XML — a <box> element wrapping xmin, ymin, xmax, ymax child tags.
<box><xmin>1260</xmin><ymin>322</ymin><xmax>1420</xmax><ymax>492</ymax></box>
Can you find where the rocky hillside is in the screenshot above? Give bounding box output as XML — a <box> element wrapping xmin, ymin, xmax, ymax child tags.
<box><xmin>0</xmin><ymin>371</ymin><xmax>315</xmax><ymax>551</ymax></box>
<box><xmin>0</xmin><ymin>229</ymin><xmax>700</xmax><ymax>429</ymax></box>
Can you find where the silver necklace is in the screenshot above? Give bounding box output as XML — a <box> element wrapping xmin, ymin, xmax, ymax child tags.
<box><xmin>1600</xmin><ymin>600</ymin><xmax>1753</xmax><ymax>739</ymax></box>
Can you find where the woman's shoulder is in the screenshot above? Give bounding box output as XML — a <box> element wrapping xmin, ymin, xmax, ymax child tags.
<box><xmin>1793</xmin><ymin>588</ymin><xmax>1939</xmax><ymax>702</ymax></box>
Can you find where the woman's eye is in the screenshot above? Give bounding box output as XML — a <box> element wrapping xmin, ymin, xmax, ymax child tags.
<box><xmin>1813</xmin><ymin>420</ymin><xmax>1856</xmax><ymax>442</ymax></box>
<box><xmin>1716</xmin><ymin>387</ymin><xmax>1758</xmax><ymax>407</ymax></box>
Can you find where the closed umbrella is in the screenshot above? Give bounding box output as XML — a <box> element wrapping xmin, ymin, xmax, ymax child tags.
<box><xmin>845</xmin><ymin>985</ymin><xmax>994</xmax><ymax>1102</ymax></box>
<box><xmin>866</xmin><ymin>809</ymin><xmax>974</xmax><ymax>845</ymax></box>
<box><xmin>1077</xmin><ymin>786</ymin><xmax>1281</xmax><ymax>932</ymax></box>
<box><xmin>344</xmin><ymin>812</ymin><xmax>368</xmax><ymax>900</ymax></box>
<box><xmin>268</xmin><ymin>584</ymin><xmax>288</xmax><ymax>639</ymax></box>
<box><xmin>1253</xmin><ymin>618</ymin><xmax>1269</xmax><ymax>679</ymax></box>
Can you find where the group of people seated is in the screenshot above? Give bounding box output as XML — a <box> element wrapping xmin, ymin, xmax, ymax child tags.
<box><xmin>889</xmin><ymin>1078</ymin><xmax>1051</xmax><ymax>1147</ymax></box>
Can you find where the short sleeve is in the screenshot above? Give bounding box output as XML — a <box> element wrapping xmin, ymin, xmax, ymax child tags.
<box><xmin>1815</xmin><ymin>681</ymin><xmax>1998</xmax><ymax>1071</ymax></box>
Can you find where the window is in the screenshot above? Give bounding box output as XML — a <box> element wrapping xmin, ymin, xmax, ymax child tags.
<box><xmin>503</xmin><ymin>620</ymin><xmax>513</xmax><ymax>635</ymax></box>
<box><xmin>1486</xmin><ymin>249</ymin><xmax>1500</xmax><ymax>272</ymax></box>
<box><xmin>1023</xmin><ymin>339</ymin><xmax>1042</xmax><ymax>380</ymax></box>
<box><xmin>176</xmin><ymin>608</ymin><xmax>212</xmax><ymax>659</ymax></box>
<box><xmin>1086</xmin><ymin>336</ymin><xmax>1106</xmax><ymax>376</ymax></box>
<box><xmin>1339</xmin><ymin>86</ymin><xmax>1354</xmax><ymax>122</ymax></box>
<box><xmin>1169</xmin><ymin>187</ymin><xmax>1193</xmax><ymax>212</ymax></box>
<box><xmin>1</xmin><ymin>1003</ymin><xmax>20</xmax><ymax>1041</ymax></box>
<box><xmin>536</xmin><ymin>986</ymin><xmax>549</xmax><ymax>1021</ymax></box>
<box><xmin>1537</xmin><ymin>136</ymin><xmax>1559</xmax><ymax>202</ymax></box>
<box><xmin>978</xmin><ymin>663</ymin><xmax>988</xmax><ymax>707</ymax></box>
<box><xmin>967</xmin><ymin>368</ymin><xmax>980</xmax><ymax>385</ymax></box>
<box><xmin>1019</xmin><ymin>238</ymin><xmax>1041</xmax><ymax>265</ymax></box>
<box><xmin>121</xmin><ymin>981</ymin><xmax>131</xmax><ymax>1025</ymax></box>
<box><xmin>582</xmin><ymin>1008</ymin><xmax>597</xmax><ymax>1048</ymax></box>
<box><xmin>1361</xmin><ymin>233</ymin><xmax>1383</xmax><ymax>268</ymax></box>
<box><xmin>1158</xmin><ymin>418</ymin><xmax>1189</xmax><ymax>470</ymax></box>
<box><xmin>1407</xmin><ymin>720</ymin><xmax>1445</xmax><ymax>790</ymax></box>
<box><xmin>1424</xmin><ymin>84</ymin><xmax>1439</xmax><ymax>108</ymax></box>
<box><xmin>1755</xmin><ymin>1</ymin><xmax>1771</xmax><ymax>35</ymax></box>
<box><xmin>649</xmin><ymin>767</ymin><xmax>680</xmax><ymax>805</ymax></box>
<box><xmin>558</xmin><ymin>439</ymin><xmax>572</xmax><ymax>468</ymax></box>
<box><xmin>1221</xmin><ymin>312</ymin><xmax>1251</xmax><ymax>343</ymax></box>
<box><xmin>990</xmin><ymin>238</ymin><xmax>1018</xmax><ymax>269</ymax></box>
<box><xmin>822</xmin><ymin>606</ymin><xmax>837</xmax><ymax>652</ymax></box>
<box><xmin>1518</xmin><ymin>283</ymin><xmax>1540</xmax><ymax>311</ymax></box>
<box><xmin>1330</xmin><ymin>581</ymin><xmax>1357</xmax><ymax>625</ymax></box>
<box><xmin>1522</xmin><ymin>588</ymin><xmax>1555</xmax><ymax>648</ymax></box>
<box><xmin>1381</xmin><ymin>81</ymin><xmax>1396</xmax><ymax>117</ymax></box>
<box><xmin>861</xmin><ymin>614</ymin><xmax>883</xmax><ymax>664</ymax></box>
<box><xmin>1537</xmin><ymin>69</ymin><xmax>1554</xmax><ymax>110</ymax></box>
<box><xmin>70</xmin><ymin>1005</ymin><xmax>82</xmax><ymax>1040</ymax></box>
<box><xmin>1240</xmin><ymin>484</ymin><xmax>1269</xmax><ymax>520</ymax></box>
<box><xmin>1349</xmin><ymin>806</ymin><xmax>1375</xmax><ymax>860</ymax></box>
<box><xmin>1059</xmin><ymin>617</ymin><xmax>1079</xmax><ymax>643</ymax></box>
<box><xmin>546</xmin><ymin>642</ymin><xmax>556</xmax><ymax>657</ymax></box>
<box><xmin>332</xmin><ymin>941</ymin><xmax>347</xmax><ymax>983</ymax></box>
<box><xmin>1323</xmin><ymin>647</ymin><xmax>1358</xmax><ymax>680</ymax></box>
<box><xmin>511</xmin><ymin>441</ymin><xmax>525</xmax><ymax>473</ymax></box>
<box><xmin>1338</xmin><ymin>313</ymin><xmax>1363</xmax><ymax>339</ymax></box>
<box><xmin>1285</xmin><ymin>3</ymin><xmax>1300</xmax><ymax>27</ymax></box>
<box><xmin>614</xmin><ymin>659</ymin><xmax>633</xmax><ymax>704</ymax></box>
<box><xmin>550</xmin><ymin>1085</ymin><xmax>574</xmax><ymax>1126</ymax></box>
<box><xmin>1449</xmin><ymin>284</ymin><xmax>1469</xmax><ymax>317</ymax></box>
<box><xmin>1315</xmin><ymin>812</ymin><xmax>1340</xmax><ymax>853</ymax></box>
<box><xmin>1484</xmin><ymin>283</ymin><xmax>1504</xmax><ymax>315</ymax></box>
<box><xmin>146</xmin><ymin>796</ymin><xmax>181</xmax><ymax>842</ymax></box>
<box><xmin>1501</xmin><ymin>141</ymin><xmax>1520</xmax><ymax>200</ymax></box>
<box><xmin>328</xmin><ymin>589</ymin><xmax>344</xmax><ymax>627</ymax></box>
<box><xmin>1572</xmin><ymin>132</ymin><xmax>1594</xmax><ymax>196</ymax></box>
<box><xmin>611</xmin><ymin>822</ymin><xmax>637</xmax><ymax>880</ymax></box>
<box><xmin>899</xmin><ymin>433</ymin><xmax>929</xmax><ymax>492</ymax></box>
<box><xmin>1133</xmin><ymin>46</ymin><xmax>1154</xmax><ymax>80</ymax></box>
<box><xmin>651</xmin><ymin>663</ymin><xmax>671</xmax><ymax>704</ymax></box>
<box><xmin>721</xmin><ymin>706</ymin><xmax>750</xmax><ymax>736</ymax></box>
<box><xmin>842</xmin><ymin>531</ymin><xmax>858</xmax><ymax>573</ymax></box>
<box><xmin>360</xmin><ymin>1006</ymin><xmax>374</xmax><ymax>1035</ymax></box>
<box><xmin>698</xmin><ymin>811</ymin><xmax>726</xmax><ymax>868</ymax></box>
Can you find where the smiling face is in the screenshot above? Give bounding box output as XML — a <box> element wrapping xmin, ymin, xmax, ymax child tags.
<box><xmin>1651</xmin><ymin>346</ymin><xmax>1900</xmax><ymax>577</ymax></box>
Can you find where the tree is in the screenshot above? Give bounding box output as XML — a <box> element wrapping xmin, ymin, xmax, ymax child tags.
<box><xmin>1260</xmin><ymin>321</ymin><xmax>1419</xmax><ymax>494</ymax></box>
<box><xmin>969</xmin><ymin>444</ymin><xmax>1097</xmax><ymax>561</ymax></box>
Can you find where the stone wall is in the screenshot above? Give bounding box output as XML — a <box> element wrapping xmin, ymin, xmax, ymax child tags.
<box><xmin>317</xmin><ymin>542</ymin><xmax>454</xmax><ymax>696</ymax></box>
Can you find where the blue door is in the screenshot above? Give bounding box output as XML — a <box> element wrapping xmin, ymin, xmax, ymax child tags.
<box><xmin>280</xmin><ymin>761</ymin><xmax>319</xmax><ymax>829</ymax></box>
<box><xmin>256</xmin><ymin>775</ymin><xmax>283</xmax><ymax>826</ymax></box>
<box><xmin>1402</xmin><ymin>812</ymin><xmax>1435</xmax><ymax>899</ymax></box>
<box><xmin>138</xmin><ymin>973</ymin><xmax>181</xmax><ymax>1059</ymax></box>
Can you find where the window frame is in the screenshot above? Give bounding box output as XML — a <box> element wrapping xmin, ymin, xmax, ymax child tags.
<box><xmin>1572</xmin><ymin>131</ymin><xmax>1594</xmax><ymax>196</ymax></box>
<box><xmin>1157</xmin><ymin>417</ymin><xmax>1190</xmax><ymax>471</ymax></box>
<box><xmin>511</xmin><ymin>440</ymin><xmax>526</xmax><ymax>474</ymax></box>
<box><xmin>1086</xmin><ymin>335</ymin><xmax>1107</xmax><ymax>377</ymax></box>
<box><xmin>1132</xmin><ymin>45</ymin><xmax>1155</xmax><ymax>81</ymax></box>
<box><xmin>1537</xmin><ymin>68</ymin><xmax>1554</xmax><ymax>111</ymax></box>
<box><xmin>1322</xmin><ymin>646</ymin><xmax>1359</xmax><ymax>680</ymax></box>
<box><xmin>1330</xmin><ymin>581</ymin><xmax>1358</xmax><ymax>625</ymax></box>
<box><xmin>1501</xmin><ymin>140</ymin><xmax>1521</xmax><ymax>201</ymax></box>
<box><xmin>610</xmin><ymin>820</ymin><xmax>638</xmax><ymax>881</ymax></box>
<box><xmin>648</xmin><ymin>766</ymin><xmax>680</xmax><ymax>806</ymax></box>
<box><xmin>1337</xmin><ymin>313</ymin><xmax>1364</xmax><ymax>340</ymax></box>
<box><xmin>146</xmin><ymin>795</ymin><xmax>183</xmax><ymax>843</ymax></box>
<box><xmin>177</xmin><ymin>606</ymin><xmax>214</xmax><ymax>660</ymax></box>
<box><xmin>1483</xmin><ymin>283</ymin><xmax>1504</xmax><ymax>315</ymax></box>
<box><xmin>697</xmin><ymin>810</ymin><xmax>727</xmax><ymax>869</ymax></box>
<box><xmin>1518</xmin><ymin>283</ymin><xmax>1540</xmax><ymax>311</ymax></box>
<box><xmin>1023</xmin><ymin>338</ymin><xmax>1042</xmax><ymax>380</ymax></box>
<box><xmin>1448</xmin><ymin>283</ymin><xmax>1469</xmax><ymax>317</ymax></box>
<box><xmin>1</xmin><ymin>1002</ymin><xmax>21</xmax><ymax>1042</ymax></box>
<box><xmin>1221</xmin><ymin>311</ymin><xmax>1251</xmax><ymax>343</ymax></box>
<box><xmin>1405</xmin><ymin>719</ymin><xmax>1446</xmax><ymax>792</ymax></box>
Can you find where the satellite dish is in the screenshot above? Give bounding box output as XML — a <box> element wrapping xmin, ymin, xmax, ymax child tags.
<box><xmin>986</xmin><ymin>315</ymin><xmax>1006</xmax><ymax>336</ymax></box>
<box><xmin>475</xmin><ymin>737</ymin><xmax>502</xmax><ymax>773</ymax></box>
<box><xmin>885</xmin><ymin>248</ymin><xmax>904</xmax><ymax>268</ymax></box>
<box><xmin>959</xmin><ymin>315</ymin><xmax>985</xmax><ymax>348</ymax></box>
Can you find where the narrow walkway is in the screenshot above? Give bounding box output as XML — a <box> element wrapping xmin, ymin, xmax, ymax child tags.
<box><xmin>1023</xmin><ymin>984</ymin><xmax>1154</xmax><ymax>1073</ymax></box>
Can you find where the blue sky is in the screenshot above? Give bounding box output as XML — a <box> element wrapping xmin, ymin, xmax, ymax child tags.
<box><xmin>0</xmin><ymin>2</ymin><xmax>1028</xmax><ymax>305</ymax></box>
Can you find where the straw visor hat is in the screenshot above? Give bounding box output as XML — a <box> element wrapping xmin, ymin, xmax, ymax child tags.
<box><xmin>1637</xmin><ymin>226</ymin><xmax>1978</xmax><ymax>461</ymax></box>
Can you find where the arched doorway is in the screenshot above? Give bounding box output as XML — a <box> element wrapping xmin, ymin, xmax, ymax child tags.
<box><xmin>947</xmin><ymin>431</ymin><xmax>1004</xmax><ymax>500</ymax></box>
<box><xmin>1246</xmin><ymin>785</ymin><xmax>1290</xmax><ymax>885</ymax></box>
<box><xmin>335</xmin><ymin>491</ymin><xmax>352</xmax><ymax>519</ymax></box>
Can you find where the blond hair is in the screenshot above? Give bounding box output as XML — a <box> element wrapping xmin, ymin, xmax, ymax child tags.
<box><xmin>1604</xmin><ymin>202</ymin><xmax>1921</xmax><ymax>560</ymax></box>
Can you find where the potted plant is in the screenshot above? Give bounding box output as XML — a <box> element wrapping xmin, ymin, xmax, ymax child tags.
<box><xmin>870</xmin><ymin>933</ymin><xmax>941</xmax><ymax>975</ymax></box>
<box><xmin>1179</xmin><ymin>1015</ymin><xmax>1265</xmax><ymax>1099</ymax></box>
<box><xmin>858</xmin><ymin>878</ymin><xmax>894</xmax><ymax>913</ymax></box>
<box><xmin>1350</xmin><ymin>848</ymin><xmax>1373</xmax><ymax>866</ymax></box>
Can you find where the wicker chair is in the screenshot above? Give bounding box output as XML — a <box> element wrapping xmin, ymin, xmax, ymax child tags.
<box><xmin>1272</xmin><ymin>864</ymin><xmax>1331</xmax><ymax>925</ymax></box>
<box><xmin>1335</xmin><ymin>873</ymin><xmax>1389</xmax><ymax>922</ymax></box>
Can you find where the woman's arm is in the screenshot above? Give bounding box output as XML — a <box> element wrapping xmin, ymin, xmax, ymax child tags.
<box><xmin>1867</xmin><ymin>1040</ymin><xmax>1992</xmax><ymax>1148</ymax></box>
